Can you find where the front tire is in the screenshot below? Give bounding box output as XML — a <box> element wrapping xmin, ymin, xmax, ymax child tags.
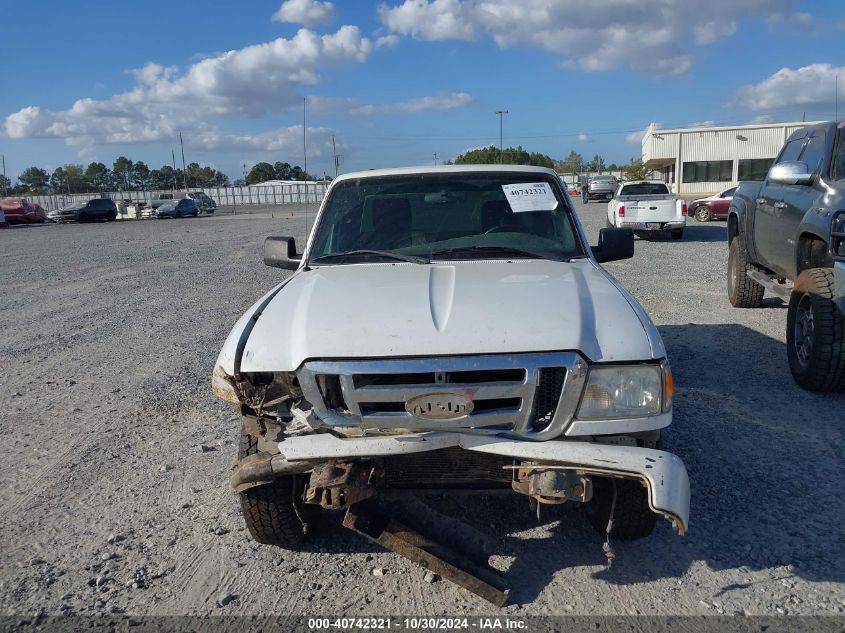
<box><xmin>586</xmin><ymin>478</ymin><xmax>657</xmax><ymax>541</ymax></box>
<box><xmin>786</xmin><ymin>268</ymin><xmax>845</xmax><ymax>392</ymax></box>
<box><xmin>727</xmin><ymin>237</ymin><xmax>764</xmax><ymax>308</ymax></box>
<box><xmin>237</xmin><ymin>427</ymin><xmax>315</xmax><ymax>547</ymax></box>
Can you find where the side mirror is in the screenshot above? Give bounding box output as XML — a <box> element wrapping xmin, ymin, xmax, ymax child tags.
<box><xmin>264</xmin><ymin>236</ymin><xmax>301</xmax><ymax>270</ymax></box>
<box><xmin>768</xmin><ymin>161</ymin><xmax>814</xmax><ymax>186</ymax></box>
<box><xmin>591</xmin><ymin>227</ymin><xmax>634</xmax><ymax>263</ymax></box>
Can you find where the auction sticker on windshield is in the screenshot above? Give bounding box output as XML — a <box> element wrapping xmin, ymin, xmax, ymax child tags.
<box><xmin>501</xmin><ymin>182</ymin><xmax>559</xmax><ymax>213</ymax></box>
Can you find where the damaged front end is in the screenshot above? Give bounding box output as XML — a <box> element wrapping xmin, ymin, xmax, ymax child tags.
<box><xmin>215</xmin><ymin>357</ymin><xmax>690</xmax><ymax>537</ymax></box>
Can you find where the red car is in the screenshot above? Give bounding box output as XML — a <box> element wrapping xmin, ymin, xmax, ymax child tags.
<box><xmin>0</xmin><ymin>198</ymin><xmax>49</xmax><ymax>224</ymax></box>
<box><xmin>687</xmin><ymin>186</ymin><xmax>736</xmax><ymax>222</ymax></box>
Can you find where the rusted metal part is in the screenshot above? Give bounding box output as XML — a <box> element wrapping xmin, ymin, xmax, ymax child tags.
<box><xmin>211</xmin><ymin>366</ymin><xmax>242</xmax><ymax>404</ymax></box>
<box><xmin>230</xmin><ymin>451</ymin><xmax>319</xmax><ymax>492</ymax></box>
<box><xmin>343</xmin><ymin>500</ymin><xmax>509</xmax><ymax>607</ymax></box>
<box><xmin>511</xmin><ymin>466</ymin><xmax>593</xmax><ymax>505</ymax></box>
<box><xmin>304</xmin><ymin>461</ymin><xmax>376</xmax><ymax>509</ymax></box>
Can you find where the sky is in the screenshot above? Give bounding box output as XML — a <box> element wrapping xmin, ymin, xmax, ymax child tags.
<box><xmin>1</xmin><ymin>0</ymin><xmax>844</xmax><ymax>182</ymax></box>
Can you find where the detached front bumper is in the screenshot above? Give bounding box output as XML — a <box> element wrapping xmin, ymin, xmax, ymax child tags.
<box><xmin>236</xmin><ymin>431</ymin><xmax>690</xmax><ymax>535</ymax></box>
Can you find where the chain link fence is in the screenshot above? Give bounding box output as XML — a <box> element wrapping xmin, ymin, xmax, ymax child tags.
<box><xmin>23</xmin><ymin>182</ymin><xmax>330</xmax><ymax>212</ymax></box>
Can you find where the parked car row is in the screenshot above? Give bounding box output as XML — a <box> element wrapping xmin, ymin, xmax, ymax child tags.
<box><xmin>0</xmin><ymin>191</ymin><xmax>218</xmax><ymax>228</ymax></box>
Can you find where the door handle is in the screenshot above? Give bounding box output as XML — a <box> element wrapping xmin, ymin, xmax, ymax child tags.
<box><xmin>774</xmin><ymin>201</ymin><xmax>788</xmax><ymax>209</ymax></box>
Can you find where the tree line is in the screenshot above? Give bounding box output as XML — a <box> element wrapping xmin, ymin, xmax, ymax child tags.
<box><xmin>0</xmin><ymin>157</ymin><xmax>231</xmax><ymax>196</ymax></box>
<box><xmin>451</xmin><ymin>147</ymin><xmax>652</xmax><ymax>180</ymax></box>
<box><xmin>244</xmin><ymin>161</ymin><xmax>316</xmax><ymax>185</ymax></box>
<box><xmin>0</xmin><ymin>157</ymin><xmax>317</xmax><ymax>197</ymax></box>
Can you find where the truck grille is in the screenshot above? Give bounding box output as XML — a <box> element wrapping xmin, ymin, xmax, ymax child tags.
<box><xmin>297</xmin><ymin>352</ymin><xmax>588</xmax><ymax>440</ymax></box>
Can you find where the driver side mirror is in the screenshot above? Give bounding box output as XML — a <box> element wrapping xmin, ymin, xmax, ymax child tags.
<box><xmin>768</xmin><ymin>161</ymin><xmax>814</xmax><ymax>186</ymax></box>
<box><xmin>591</xmin><ymin>227</ymin><xmax>634</xmax><ymax>263</ymax></box>
<box><xmin>264</xmin><ymin>236</ymin><xmax>301</xmax><ymax>270</ymax></box>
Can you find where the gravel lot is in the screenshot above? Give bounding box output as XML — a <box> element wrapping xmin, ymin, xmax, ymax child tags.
<box><xmin>1</xmin><ymin>200</ymin><xmax>843</xmax><ymax>618</ymax></box>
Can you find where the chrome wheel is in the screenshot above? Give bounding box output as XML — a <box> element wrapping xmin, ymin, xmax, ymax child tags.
<box><xmin>793</xmin><ymin>294</ymin><xmax>814</xmax><ymax>368</ymax></box>
<box><xmin>695</xmin><ymin>206</ymin><xmax>712</xmax><ymax>222</ymax></box>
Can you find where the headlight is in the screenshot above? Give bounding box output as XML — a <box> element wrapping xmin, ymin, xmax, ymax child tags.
<box><xmin>576</xmin><ymin>363</ymin><xmax>671</xmax><ymax>420</ymax></box>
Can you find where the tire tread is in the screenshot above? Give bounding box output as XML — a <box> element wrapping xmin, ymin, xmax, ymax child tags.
<box><xmin>786</xmin><ymin>268</ymin><xmax>845</xmax><ymax>392</ymax></box>
<box><xmin>728</xmin><ymin>238</ymin><xmax>765</xmax><ymax>308</ymax></box>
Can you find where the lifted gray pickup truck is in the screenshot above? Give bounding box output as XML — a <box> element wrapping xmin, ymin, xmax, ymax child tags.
<box><xmin>728</xmin><ymin>121</ymin><xmax>845</xmax><ymax>391</ymax></box>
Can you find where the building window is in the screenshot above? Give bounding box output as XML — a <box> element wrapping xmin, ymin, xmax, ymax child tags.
<box><xmin>682</xmin><ymin>160</ymin><xmax>732</xmax><ymax>183</ymax></box>
<box><xmin>738</xmin><ymin>158</ymin><xmax>775</xmax><ymax>181</ymax></box>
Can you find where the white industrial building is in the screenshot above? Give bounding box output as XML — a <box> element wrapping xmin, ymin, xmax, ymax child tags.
<box><xmin>641</xmin><ymin>120</ymin><xmax>823</xmax><ymax>195</ymax></box>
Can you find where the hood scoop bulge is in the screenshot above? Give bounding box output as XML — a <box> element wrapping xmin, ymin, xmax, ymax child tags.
<box><xmin>428</xmin><ymin>265</ymin><xmax>456</xmax><ymax>332</ymax></box>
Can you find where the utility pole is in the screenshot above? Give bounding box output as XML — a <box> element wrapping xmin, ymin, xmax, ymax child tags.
<box><xmin>1</xmin><ymin>154</ymin><xmax>6</xmax><ymax>197</ymax></box>
<box><xmin>179</xmin><ymin>132</ymin><xmax>187</xmax><ymax>190</ymax></box>
<box><xmin>332</xmin><ymin>134</ymin><xmax>338</xmax><ymax>178</ymax></box>
<box><xmin>495</xmin><ymin>109</ymin><xmax>509</xmax><ymax>163</ymax></box>
<box><xmin>433</xmin><ymin>152</ymin><xmax>438</xmax><ymax>166</ymax></box>
<box><xmin>303</xmin><ymin>98</ymin><xmax>308</xmax><ymax>181</ymax></box>
<box><xmin>171</xmin><ymin>150</ymin><xmax>178</xmax><ymax>191</ymax></box>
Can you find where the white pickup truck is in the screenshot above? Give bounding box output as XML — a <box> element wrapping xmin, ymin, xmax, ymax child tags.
<box><xmin>211</xmin><ymin>165</ymin><xmax>690</xmax><ymax>600</ymax></box>
<box><xmin>607</xmin><ymin>180</ymin><xmax>687</xmax><ymax>240</ymax></box>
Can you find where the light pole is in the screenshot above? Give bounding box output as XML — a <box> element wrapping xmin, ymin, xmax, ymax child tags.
<box><xmin>495</xmin><ymin>109</ymin><xmax>509</xmax><ymax>163</ymax></box>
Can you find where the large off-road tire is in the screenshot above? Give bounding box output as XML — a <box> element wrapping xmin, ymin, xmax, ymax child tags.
<box><xmin>786</xmin><ymin>268</ymin><xmax>845</xmax><ymax>392</ymax></box>
<box><xmin>586</xmin><ymin>477</ymin><xmax>657</xmax><ymax>541</ymax></box>
<box><xmin>727</xmin><ymin>237</ymin><xmax>765</xmax><ymax>308</ymax></box>
<box><xmin>237</xmin><ymin>428</ymin><xmax>315</xmax><ymax>547</ymax></box>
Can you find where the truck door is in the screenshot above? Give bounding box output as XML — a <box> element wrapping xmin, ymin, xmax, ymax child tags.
<box><xmin>779</xmin><ymin>131</ymin><xmax>828</xmax><ymax>276</ymax></box>
<box><xmin>754</xmin><ymin>136</ymin><xmax>807</xmax><ymax>275</ymax></box>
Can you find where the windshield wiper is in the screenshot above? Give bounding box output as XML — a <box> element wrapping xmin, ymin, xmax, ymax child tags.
<box><xmin>429</xmin><ymin>245</ymin><xmax>569</xmax><ymax>261</ymax></box>
<box><xmin>311</xmin><ymin>250</ymin><xmax>430</xmax><ymax>265</ymax></box>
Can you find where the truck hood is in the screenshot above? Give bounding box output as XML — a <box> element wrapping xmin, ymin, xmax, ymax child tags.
<box><xmin>227</xmin><ymin>259</ymin><xmax>660</xmax><ymax>373</ymax></box>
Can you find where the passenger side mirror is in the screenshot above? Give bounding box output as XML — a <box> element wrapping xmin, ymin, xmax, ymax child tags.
<box><xmin>264</xmin><ymin>236</ymin><xmax>301</xmax><ymax>270</ymax></box>
<box><xmin>591</xmin><ymin>227</ymin><xmax>634</xmax><ymax>263</ymax></box>
<box><xmin>768</xmin><ymin>161</ymin><xmax>814</xmax><ymax>186</ymax></box>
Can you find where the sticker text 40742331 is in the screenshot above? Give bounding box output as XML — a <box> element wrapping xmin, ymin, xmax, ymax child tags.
<box><xmin>501</xmin><ymin>182</ymin><xmax>559</xmax><ymax>213</ymax></box>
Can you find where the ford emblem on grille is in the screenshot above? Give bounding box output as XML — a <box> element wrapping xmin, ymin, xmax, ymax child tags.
<box><xmin>405</xmin><ymin>393</ymin><xmax>473</xmax><ymax>420</ymax></box>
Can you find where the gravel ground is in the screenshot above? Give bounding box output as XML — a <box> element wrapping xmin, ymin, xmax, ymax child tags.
<box><xmin>0</xmin><ymin>200</ymin><xmax>843</xmax><ymax>618</ymax></box>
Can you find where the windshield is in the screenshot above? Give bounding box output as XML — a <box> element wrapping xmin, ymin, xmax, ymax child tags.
<box><xmin>308</xmin><ymin>172</ymin><xmax>584</xmax><ymax>264</ymax></box>
<box><xmin>619</xmin><ymin>183</ymin><xmax>669</xmax><ymax>196</ymax></box>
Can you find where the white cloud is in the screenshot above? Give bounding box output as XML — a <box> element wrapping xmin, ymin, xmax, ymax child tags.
<box><xmin>375</xmin><ymin>34</ymin><xmax>400</xmax><ymax>48</ymax></box>
<box><xmin>693</xmin><ymin>20</ymin><xmax>736</xmax><ymax>45</ymax></box>
<box><xmin>626</xmin><ymin>130</ymin><xmax>647</xmax><ymax>144</ymax></box>
<box><xmin>350</xmin><ymin>92</ymin><xmax>473</xmax><ymax>116</ymax></box>
<box><xmin>577</xmin><ymin>133</ymin><xmax>588</xmax><ymax>142</ymax></box>
<box><xmin>379</xmin><ymin>0</ymin><xmax>796</xmax><ymax>74</ymax></box>
<box><xmin>272</xmin><ymin>0</ymin><xmax>335</xmax><ymax>27</ymax></box>
<box><xmin>730</xmin><ymin>63</ymin><xmax>845</xmax><ymax>112</ymax></box>
<box><xmin>767</xmin><ymin>11</ymin><xmax>845</xmax><ymax>33</ymax></box>
<box><xmin>626</xmin><ymin>123</ymin><xmax>661</xmax><ymax>144</ymax></box>
<box><xmin>687</xmin><ymin>120</ymin><xmax>717</xmax><ymax>128</ymax></box>
<box><xmin>193</xmin><ymin>125</ymin><xmax>334</xmax><ymax>154</ymax></box>
<box><xmin>4</xmin><ymin>26</ymin><xmax>375</xmax><ymax>146</ymax></box>
<box><xmin>750</xmin><ymin>114</ymin><xmax>774</xmax><ymax>124</ymax></box>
